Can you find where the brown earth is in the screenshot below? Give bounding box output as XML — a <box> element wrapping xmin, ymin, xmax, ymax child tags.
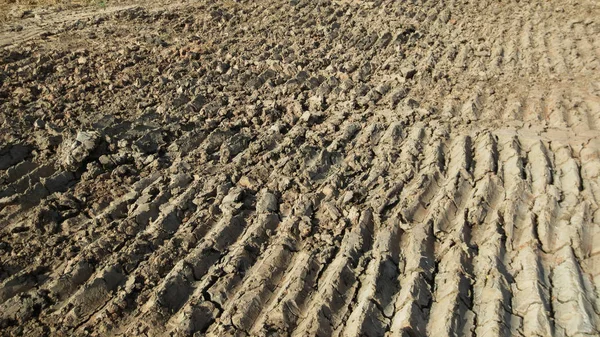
<box><xmin>0</xmin><ymin>0</ymin><xmax>599</xmax><ymax>336</ymax></box>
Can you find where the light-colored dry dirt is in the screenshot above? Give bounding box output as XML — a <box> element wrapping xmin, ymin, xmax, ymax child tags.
<box><xmin>0</xmin><ymin>0</ymin><xmax>599</xmax><ymax>336</ymax></box>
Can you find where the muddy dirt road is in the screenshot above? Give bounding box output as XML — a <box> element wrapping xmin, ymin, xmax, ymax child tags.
<box><xmin>1</xmin><ymin>0</ymin><xmax>599</xmax><ymax>336</ymax></box>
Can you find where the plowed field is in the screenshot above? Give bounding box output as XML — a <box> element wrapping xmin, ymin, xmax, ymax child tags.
<box><xmin>1</xmin><ymin>0</ymin><xmax>599</xmax><ymax>336</ymax></box>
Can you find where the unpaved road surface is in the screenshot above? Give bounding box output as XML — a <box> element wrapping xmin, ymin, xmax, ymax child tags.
<box><xmin>1</xmin><ymin>0</ymin><xmax>599</xmax><ymax>336</ymax></box>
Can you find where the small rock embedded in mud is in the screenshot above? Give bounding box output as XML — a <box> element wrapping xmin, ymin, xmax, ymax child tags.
<box><xmin>257</xmin><ymin>192</ymin><xmax>278</xmax><ymax>213</ymax></box>
<box><xmin>60</xmin><ymin>131</ymin><xmax>101</xmax><ymax>171</ymax></box>
<box><xmin>216</xmin><ymin>62</ymin><xmax>230</xmax><ymax>73</ymax></box>
<box><xmin>9</xmin><ymin>9</ymin><xmax>32</xmax><ymax>19</ymax></box>
<box><xmin>401</xmin><ymin>67</ymin><xmax>417</xmax><ymax>79</ymax></box>
<box><xmin>33</xmin><ymin>119</ymin><xmax>45</xmax><ymax>130</ymax></box>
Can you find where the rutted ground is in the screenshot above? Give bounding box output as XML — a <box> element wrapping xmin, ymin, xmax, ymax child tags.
<box><xmin>0</xmin><ymin>0</ymin><xmax>599</xmax><ymax>336</ymax></box>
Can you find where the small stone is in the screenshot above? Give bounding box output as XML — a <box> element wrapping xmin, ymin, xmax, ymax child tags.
<box><xmin>216</xmin><ymin>62</ymin><xmax>230</xmax><ymax>73</ymax></box>
<box><xmin>98</xmin><ymin>155</ymin><xmax>113</xmax><ymax>166</ymax></box>
<box><xmin>172</xmin><ymin>95</ymin><xmax>190</xmax><ymax>108</ymax></box>
<box><xmin>307</xmin><ymin>95</ymin><xmax>325</xmax><ymax>111</ymax></box>
<box><xmin>299</xmin><ymin>220</ymin><xmax>312</xmax><ymax>237</ymax></box>
<box><xmin>222</xmin><ymin>188</ymin><xmax>243</xmax><ymax>204</ymax></box>
<box><xmin>133</xmin><ymin>131</ymin><xmax>165</xmax><ymax>154</ymax></box>
<box><xmin>300</xmin><ymin>111</ymin><xmax>312</xmax><ymax>122</ymax></box>
<box><xmin>406</xmin><ymin>98</ymin><xmax>420</xmax><ymax>108</ymax></box>
<box><xmin>143</xmin><ymin>154</ymin><xmax>156</xmax><ymax>165</ymax></box>
<box><xmin>342</xmin><ymin>191</ymin><xmax>354</xmax><ymax>204</ymax></box>
<box><xmin>60</xmin><ymin>131</ymin><xmax>101</xmax><ymax>171</ymax></box>
<box><xmin>33</xmin><ymin>119</ymin><xmax>45</xmax><ymax>129</ymax></box>
<box><xmin>187</xmin><ymin>94</ymin><xmax>206</xmax><ymax>112</ymax></box>
<box><xmin>356</xmin><ymin>62</ymin><xmax>372</xmax><ymax>82</ymax></box>
<box><xmin>322</xmin><ymin>184</ymin><xmax>335</xmax><ymax>197</ymax></box>
<box><xmin>257</xmin><ymin>192</ymin><xmax>278</xmax><ymax>213</ymax></box>
<box><xmin>340</xmin><ymin>79</ymin><xmax>354</xmax><ymax>92</ymax></box>
<box><xmin>269</xmin><ymin>122</ymin><xmax>284</xmax><ymax>133</ymax></box>
<box><xmin>374</xmin><ymin>83</ymin><xmax>391</xmax><ymax>95</ymax></box>
<box><xmin>9</xmin><ymin>9</ymin><xmax>31</xmax><ymax>19</ymax></box>
<box><xmin>325</xmin><ymin>202</ymin><xmax>342</xmax><ymax>220</ymax></box>
<box><xmin>82</xmin><ymin>162</ymin><xmax>103</xmax><ymax>180</ymax></box>
<box><xmin>401</xmin><ymin>67</ymin><xmax>417</xmax><ymax>79</ymax></box>
<box><xmin>277</xmin><ymin>176</ymin><xmax>292</xmax><ymax>191</ymax></box>
<box><xmin>238</xmin><ymin>176</ymin><xmax>258</xmax><ymax>189</ymax></box>
<box><xmin>389</xmin><ymin>87</ymin><xmax>408</xmax><ymax>107</ymax></box>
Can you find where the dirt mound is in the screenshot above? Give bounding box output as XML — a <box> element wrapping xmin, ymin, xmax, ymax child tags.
<box><xmin>0</xmin><ymin>0</ymin><xmax>599</xmax><ymax>336</ymax></box>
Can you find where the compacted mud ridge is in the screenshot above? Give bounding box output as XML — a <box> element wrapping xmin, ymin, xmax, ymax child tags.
<box><xmin>1</xmin><ymin>0</ymin><xmax>599</xmax><ymax>336</ymax></box>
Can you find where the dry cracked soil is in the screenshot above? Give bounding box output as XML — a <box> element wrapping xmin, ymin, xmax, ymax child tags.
<box><xmin>0</xmin><ymin>0</ymin><xmax>599</xmax><ymax>336</ymax></box>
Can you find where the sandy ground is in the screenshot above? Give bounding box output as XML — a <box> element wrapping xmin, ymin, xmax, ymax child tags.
<box><xmin>0</xmin><ymin>0</ymin><xmax>599</xmax><ymax>336</ymax></box>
